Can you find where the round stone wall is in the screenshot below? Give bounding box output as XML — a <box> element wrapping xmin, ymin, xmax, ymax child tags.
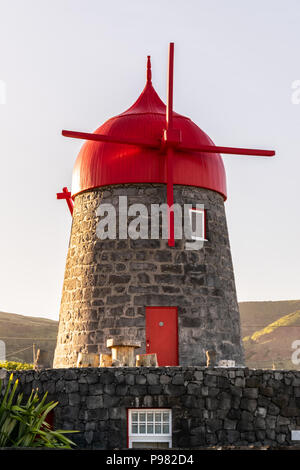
<box><xmin>53</xmin><ymin>184</ymin><xmax>244</xmax><ymax>368</ymax></box>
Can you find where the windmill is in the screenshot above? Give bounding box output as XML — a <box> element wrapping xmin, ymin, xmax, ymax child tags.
<box><xmin>54</xmin><ymin>43</ymin><xmax>275</xmax><ymax>369</ymax></box>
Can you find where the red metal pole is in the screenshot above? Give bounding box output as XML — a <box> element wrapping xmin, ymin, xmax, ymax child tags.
<box><xmin>167</xmin><ymin>42</ymin><xmax>174</xmax><ymax>131</ymax></box>
<box><xmin>167</xmin><ymin>147</ymin><xmax>175</xmax><ymax>247</ymax></box>
<box><xmin>166</xmin><ymin>42</ymin><xmax>175</xmax><ymax>247</ymax></box>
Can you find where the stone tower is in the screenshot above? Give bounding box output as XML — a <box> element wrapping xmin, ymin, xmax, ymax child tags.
<box><xmin>53</xmin><ymin>48</ymin><xmax>245</xmax><ymax>368</ymax></box>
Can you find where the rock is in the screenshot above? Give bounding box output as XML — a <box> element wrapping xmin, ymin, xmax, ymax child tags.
<box><xmin>224</xmin><ymin>419</ymin><xmax>237</xmax><ymax>430</ymax></box>
<box><xmin>240</xmin><ymin>398</ymin><xmax>257</xmax><ymax>413</ymax></box>
<box><xmin>135</xmin><ymin>375</ymin><xmax>147</xmax><ymax>385</ymax></box>
<box><xmin>255</xmin><ymin>407</ymin><xmax>267</xmax><ymax>418</ymax></box>
<box><xmin>243</xmin><ymin>388</ymin><xmax>258</xmax><ymax>399</ymax></box>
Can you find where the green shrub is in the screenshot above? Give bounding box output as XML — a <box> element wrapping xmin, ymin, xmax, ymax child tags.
<box><xmin>0</xmin><ymin>373</ymin><xmax>77</xmax><ymax>448</ymax></box>
<box><xmin>0</xmin><ymin>361</ymin><xmax>34</xmax><ymax>371</ymax></box>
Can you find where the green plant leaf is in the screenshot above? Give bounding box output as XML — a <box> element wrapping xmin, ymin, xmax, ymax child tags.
<box><xmin>0</xmin><ymin>375</ymin><xmax>78</xmax><ymax>448</ymax></box>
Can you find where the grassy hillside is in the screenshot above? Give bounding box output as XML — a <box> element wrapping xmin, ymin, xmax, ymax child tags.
<box><xmin>1</xmin><ymin>300</ymin><xmax>300</xmax><ymax>369</ymax></box>
<box><xmin>241</xmin><ymin>303</ymin><xmax>300</xmax><ymax>370</ymax></box>
<box><xmin>0</xmin><ymin>311</ymin><xmax>58</xmax><ymax>364</ymax></box>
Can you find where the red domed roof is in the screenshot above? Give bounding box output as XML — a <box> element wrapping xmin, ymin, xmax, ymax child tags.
<box><xmin>72</xmin><ymin>70</ymin><xmax>227</xmax><ymax>199</ymax></box>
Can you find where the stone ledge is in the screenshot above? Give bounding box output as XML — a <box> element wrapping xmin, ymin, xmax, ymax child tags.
<box><xmin>106</xmin><ymin>338</ymin><xmax>141</xmax><ymax>348</ymax></box>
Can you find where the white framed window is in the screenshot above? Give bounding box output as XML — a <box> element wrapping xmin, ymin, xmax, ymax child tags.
<box><xmin>189</xmin><ymin>207</ymin><xmax>207</xmax><ymax>241</ymax></box>
<box><xmin>128</xmin><ymin>409</ymin><xmax>172</xmax><ymax>449</ymax></box>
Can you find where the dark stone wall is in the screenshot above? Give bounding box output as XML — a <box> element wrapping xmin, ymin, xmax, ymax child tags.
<box><xmin>53</xmin><ymin>184</ymin><xmax>244</xmax><ymax>368</ymax></box>
<box><xmin>4</xmin><ymin>367</ymin><xmax>300</xmax><ymax>449</ymax></box>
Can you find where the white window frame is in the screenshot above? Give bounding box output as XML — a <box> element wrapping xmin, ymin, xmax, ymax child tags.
<box><xmin>188</xmin><ymin>207</ymin><xmax>207</xmax><ymax>241</ymax></box>
<box><xmin>128</xmin><ymin>409</ymin><xmax>172</xmax><ymax>448</ymax></box>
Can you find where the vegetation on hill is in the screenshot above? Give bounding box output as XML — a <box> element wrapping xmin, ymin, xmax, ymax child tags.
<box><xmin>239</xmin><ymin>300</ymin><xmax>300</xmax><ymax>338</ymax></box>
<box><xmin>0</xmin><ymin>361</ymin><xmax>34</xmax><ymax>371</ymax></box>
<box><xmin>244</xmin><ymin>310</ymin><xmax>300</xmax><ymax>343</ymax></box>
<box><xmin>241</xmin><ymin>302</ymin><xmax>300</xmax><ymax>369</ymax></box>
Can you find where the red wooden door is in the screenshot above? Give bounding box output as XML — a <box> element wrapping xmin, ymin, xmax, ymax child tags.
<box><xmin>146</xmin><ymin>307</ymin><xmax>178</xmax><ymax>366</ymax></box>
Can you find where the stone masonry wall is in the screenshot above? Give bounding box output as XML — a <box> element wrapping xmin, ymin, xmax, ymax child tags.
<box><xmin>53</xmin><ymin>184</ymin><xmax>244</xmax><ymax>368</ymax></box>
<box><xmin>4</xmin><ymin>367</ymin><xmax>300</xmax><ymax>449</ymax></box>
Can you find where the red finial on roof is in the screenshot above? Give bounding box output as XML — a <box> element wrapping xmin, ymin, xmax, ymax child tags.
<box><xmin>147</xmin><ymin>56</ymin><xmax>152</xmax><ymax>83</ymax></box>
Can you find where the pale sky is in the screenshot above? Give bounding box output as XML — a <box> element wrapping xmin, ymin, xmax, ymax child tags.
<box><xmin>0</xmin><ymin>0</ymin><xmax>299</xmax><ymax>320</ymax></box>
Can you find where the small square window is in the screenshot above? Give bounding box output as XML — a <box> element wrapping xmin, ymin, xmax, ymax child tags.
<box><xmin>128</xmin><ymin>409</ymin><xmax>172</xmax><ymax>449</ymax></box>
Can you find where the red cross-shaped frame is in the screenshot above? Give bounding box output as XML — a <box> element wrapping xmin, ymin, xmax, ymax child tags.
<box><xmin>57</xmin><ymin>186</ymin><xmax>74</xmax><ymax>215</ymax></box>
<box><xmin>58</xmin><ymin>43</ymin><xmax>275</xmax><ymax>246</ymax></box>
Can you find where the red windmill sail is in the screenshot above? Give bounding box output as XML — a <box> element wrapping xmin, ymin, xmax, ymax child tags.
<box><xmin>59</xmin><ymin>43</ymin><xmax>275</xmax><ymax>246</ymax></box>
<box><xmin>57</xmin><ymin>187</ymin><xmax>74</xmax><ymax>215</ymax></box>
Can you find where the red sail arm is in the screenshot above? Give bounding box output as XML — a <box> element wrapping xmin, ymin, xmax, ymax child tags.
<box><xmin>178</xmin><ymin>144</ymin><xmax>275</xmax><ymax>157</ymax></box>
<box><xmin>62</xmin><ymin>131</ymin><xmax>274</xmax><ymax>157</ymax></box>
<box><xmin>62</xmin><ymin>130</ymin><xmax>160</xmax><ymax>150</ymax></box>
